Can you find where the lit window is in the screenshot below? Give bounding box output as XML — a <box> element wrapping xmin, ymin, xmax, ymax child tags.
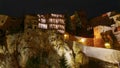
<box><xmin>49</xmin><ymin>18</ymin><xmax>64</xmax><ymax>24</ymax></box>
<box><xmin>41</xmin><ymin>18</ymin><xmax>46</xmax><ymax>23</ymax></box>
<box><xmin>49</xmin><ymin>18</ymin><xmax>53</xmax><ymax>22</ymax></box>
<box><xmin>49</xmin><ymin>24</ymin><xmax>58</xmax><ymax>29</ymax></box>
<box><xmin>38</xmin><ymin>23</ymin><xmax>47</xmax><ymax>29</ymax></box>
<box><xmin>57</xmin><ymin>30</ymin><xmax>65</xmax><ymax>33</ymax></box>
<box><xmin>49</xmin><ymin>18</ymin><xmax>56</xmax><ymax>23</ymax></box>
<box><xmin>51</xmin><ymin>14</ymin><xmax>57</xmax><ymax>17</ymax></box>
<box><xmin>51</xmin><ymin>19</ymin><xmax>55</xmax><ymax>23</ymax></box>
<box><xmin>57</xmin><ymin>25</ymin><xmax>65</xmax><ymax>29</ymax></box>
<box><xmin>37</xmin><ymin>14</ymin><xmax>40</xmax><ymax>17</ymax></box>
<box><xmin>37</xmin><ymin>14</ymin><xmax>45</xmax><ymax>18</ymax></box>
<box><xmin>40</xmin><ymin>15</ymin><xmax>45</xmax><ymax>18</ymax></box>
<box><xmin>59</xmin><ymin>19</ymin><xmax>64</xmax><ymax>24</ymax></box>
<box><xmin>56</xmin><ymin>20</ymin><xmax>59</xmax><ymax>23</ymax></box>
<box><xmin>61</xmin><ymin>25</ymin><xmax>65</xmax><ymax>29</ymax></box>
<box><xmin>51</xmin><ymin>14</ymin><xmax>64</xmax><ymax>18</ymax></box>
<box><xmin>55</xmin><ymin>25</ymin><xmax>57</xmax><ymax>28</ymax></box>
<box><xmin>38</xmin><ymin>19</ymin><xmax>41</xmax><ymax>21</ymax></box>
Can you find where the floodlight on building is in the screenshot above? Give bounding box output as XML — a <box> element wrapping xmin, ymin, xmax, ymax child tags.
<box><xmin>78</xmin><ymin>38</ymin><xmax>86</xmax><ymax>43</ymax></box>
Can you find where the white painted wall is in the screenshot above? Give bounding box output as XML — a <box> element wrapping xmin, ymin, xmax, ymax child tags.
<box><xmin>74</xmin><ymin>41</ymin><xmax>120</xmax><ymax>64</ymax></box>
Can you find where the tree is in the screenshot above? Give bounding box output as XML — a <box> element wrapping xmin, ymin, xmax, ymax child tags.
<box><xmin>74</xmin><ymin>11</ymin><xmax>83</xmax><ymax>35</ymax></box>
<box><xmin>65</xmin><ymin>14</ymin><xmax>74</xmax><ymax>34</ymax></box>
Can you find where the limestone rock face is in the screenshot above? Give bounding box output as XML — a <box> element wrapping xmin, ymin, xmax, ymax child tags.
<box><xmin>1</xmin><ymin>29</ymin><xmax>90</xmax><ymax>68</ymax></box>
<box><xmin>4</xmin><ymin>29</ymin><xmax>61</xmax><ymax>68</ymax></box>
<box><xmin>0</xmin><ymin>54</ymin><xmax>5</xmax><ymax>68</ymax></box>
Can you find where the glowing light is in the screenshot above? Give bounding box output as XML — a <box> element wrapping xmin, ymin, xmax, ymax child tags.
<box><xmin>78</xmin><ymin>38</ymin><xmax>86</xmax><ymax>43</ymax></box>
<box><xmin>64</xmin><ymin>34</ymin><xmax>67</xmax><ymax>38</ymax></box>
<box><xmin>104</xmin><ymin>42</ymin><xmax>111</xmax><ymax>49</ymax></box>
<box><xmin>64</xmin><ymin>33</ymin><xmax>69</xmax><ymax>40</ymax></box>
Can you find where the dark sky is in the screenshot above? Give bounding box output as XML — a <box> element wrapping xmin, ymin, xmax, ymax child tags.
<box><xmin>0</xmin><ymin>0</ymin><xmax>120</xmax><ymax>18</ymax></box>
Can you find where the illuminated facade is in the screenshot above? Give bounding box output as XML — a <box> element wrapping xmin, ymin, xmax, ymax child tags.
<box><xmin>37</xmin><ymin>13</ymin><xmax>65</xmax><ymax>33</ymax></box>
<box><xmin>93</xmin><ymin>25</ymin><xmax>120</xmax><ymax>48</ymax></box>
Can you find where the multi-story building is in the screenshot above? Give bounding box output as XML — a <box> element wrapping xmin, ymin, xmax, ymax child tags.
<box><xmin>108</xmin><ymin>11</ymin><xmax>120</xmax><ymax>45</ymax></box>
<box><xmin>92</xmin><ymin>11</ymin><xmax>120</xmax><ymax>48</ymax></box>
<box><xmin>24</xmin><ymin>14</ymin><xmax>38</xmax><ymax>30</ymax></box>
<box><xmin>37</xmin><ymin>13</ymin><xmax>65</xmax><ymax>34</ymax></box>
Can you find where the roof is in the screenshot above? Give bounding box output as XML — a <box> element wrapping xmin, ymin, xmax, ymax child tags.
<box><xmin>90</xmin><ymin>16</ymin><xmax>115</xmax><ymax>27</ymax></box>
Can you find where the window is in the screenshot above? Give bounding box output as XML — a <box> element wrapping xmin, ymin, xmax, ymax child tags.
<box><xmin>49</xmin><ymin>18</ymin><xmax>64</xmax><ymax>24</ymax></box>
<box><xmin>37</xmin><ymin>14</ymin><xmax>45</xmax><ymax>18</ymax></box>
<box><xmin>49</xmin><ymin>24</ymin><xmax>58</xmax><ymax>29</ymax></box>
<box><xmin>51</xmin><ymin>14</ymin><xmax>64</xmax><ymax>18</ymax></box>
<box><xmin>38</xmin><ymin>23</ymin><xmax>47</xmax><ymax>29</ymax></box>
<box><xmin>59</xmin><ymin>19</ymin><xmax>65</xmax><ymax>24</ymax></box>
<box><xmin>38</xmin><ymin>19</ymin><xmax>41</xmax><ymax>21</ymax></box>
<box><xmin>27</xmin><ymin>25</ymin><xmax>32</xmax><ymax>29</ymax></box>
<box><xmin>57</xmin><ymin>30</ymin><xmax>65</xmax><ymax>33</ymax></box>
<box><xmin>49</xmin><ymin>18</ymin><xmax>52</xmax><ymax>23</ymax></box>
<box><xmin>58</xmin><ymin>25</ymin><xmax>65</xmax><ymax>29</ymax></box>
<box><xmin>41</xmin><ymin>18</ymin><xmax>46</xmax><ymax>23</ymax></box>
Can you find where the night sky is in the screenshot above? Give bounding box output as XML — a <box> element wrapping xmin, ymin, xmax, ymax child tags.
<box><xmin>0</xmin><ymin>0</ymin><xmax>120</xmax><ymax>18</ymax></box>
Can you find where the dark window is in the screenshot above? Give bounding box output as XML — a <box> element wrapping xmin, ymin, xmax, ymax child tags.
<box><xmin>34</xmin><ymin>26</ymin><xmax>36</xmax><ymax>29</ymax></box>
<box><xmin>27</xmin><ymin>25</ymin><xmax>32</xmax><ymax>29</ymax></box>
<box><xmin>116</xmin><ymin>16</ymin><xmax>120</xmax><ymax>21</ymax></box>
<box><xmin>27</xmin><ymin>32</ymin><xmax>29</xmax><ymax>35</ymax></box>
<box><xmin>34</xmin><ymin>21</ymin><xmax>36</xmax><ymax>24</ymax></box>
<box><xmin>1</xmin><ymin>20</ymin><xmax>4</xmax><ymax>23</ymax></box>
<box><xmin>114</xmin><ymin>27</ymin><xmax>117</xmax><ymax>32</ymax></box>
